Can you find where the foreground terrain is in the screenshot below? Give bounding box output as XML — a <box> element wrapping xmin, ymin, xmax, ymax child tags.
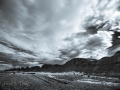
<box><xmin>0</xmin><ymin>72</ymin><xmax>120</xmax><ymax>90</ymax></box>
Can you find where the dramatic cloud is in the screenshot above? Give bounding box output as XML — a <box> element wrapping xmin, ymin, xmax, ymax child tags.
<box><xmin>0</xmin><ymin>0</ymin><xmax>120</xmax><ymax>70</ymax></box>
<box><xmin>60</xmin><ymin>31</ymin><xmax>113</xmax><ymax>59</ymax></box>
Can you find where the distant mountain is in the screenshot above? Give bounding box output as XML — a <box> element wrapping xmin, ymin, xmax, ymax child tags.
<box><xmin>40</xmin><ymin>58</ymin><xmax>97</xmax><ymax>73</ymax></box>
<box><xmin>40</xmin><ymin>51</ymin><xmax>120</xmax><ymax>75</ymax></box>
<box><xmin>114</xmin><ymin>51</ymin><xmax>120</xmax><ymax>56</ymax></box>
<box><xmin>5</xmin><ymin>50</ymin><xmax>120</xmax><ymax>76</ymax></box>
<box><xmin>94</xmin><ymin>51</ymin><xmax>120</xmax><ymax>74</ymax></box>
<box><xmin>40</xmin><ymin>64</ymin><xmax>61</xmax><ymax>72</ymax></box>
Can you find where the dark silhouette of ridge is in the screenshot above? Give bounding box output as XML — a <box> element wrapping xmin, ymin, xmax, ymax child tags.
<box><xmin>4</xmin><ymin>50</ymin><xmax>120</xmax><ymax>76</ymax></box>
<box><xmin>114</xmin><ymin>51</ymin><xmax>120</xmax><ymax>56</ymax></box>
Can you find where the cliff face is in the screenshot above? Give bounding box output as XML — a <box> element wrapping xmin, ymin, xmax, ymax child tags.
<box><xmin>55</xmin><ymin>58</ymin><xmax>97</xmax><ymax>73</ymax></box>
<box><xmin>5</xmin><ymin>51</ymin><xmax>120</xmax><ymax>75</ymax></box>
<box><xmin>93</xmin><ymin>51</ymin><xmax>120</xmax><ymax>74</ymax></box>
<box><xmin>40</xmin><ymin>51</ymin><xmax>120</xmax><ymax>74</ymax></box>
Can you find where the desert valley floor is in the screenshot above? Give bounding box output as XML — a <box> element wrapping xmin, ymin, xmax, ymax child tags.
<box><xmin>0</xmin><ymin>72</ymin><xmax>120</xmax><ymax>90</ymax></box>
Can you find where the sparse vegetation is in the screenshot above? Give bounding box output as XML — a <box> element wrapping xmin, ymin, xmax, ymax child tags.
<box><xmin>0</xmin><ymin>72</ymin><xmax>120</xmax><ymax>90</ymax></box>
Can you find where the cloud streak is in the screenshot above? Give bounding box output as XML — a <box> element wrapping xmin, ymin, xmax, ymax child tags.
<box><xmin>0</xmin><ymin>0</ymin><xmax>120</xmax><ymax>69</ymax></box>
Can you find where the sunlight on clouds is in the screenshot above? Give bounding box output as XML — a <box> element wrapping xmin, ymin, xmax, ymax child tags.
<box><xmin>0</xmin><ymin>0</ymin><xmax>120</xmax><ymax>68</ymax></box>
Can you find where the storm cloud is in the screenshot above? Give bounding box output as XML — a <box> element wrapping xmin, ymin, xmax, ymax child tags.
<box><xmin>0</xmin><ymin>0</ymin><xmax>120</xmax><ymax>70</ymax></box>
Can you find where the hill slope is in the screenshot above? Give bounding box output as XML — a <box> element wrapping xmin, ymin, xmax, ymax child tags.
<box><xmin>40</xmin><ymin>51</ymin><xmax>120</xmax><ymax>75</ymax></box>
<box><xmin>5</xmin><ymin>51</ymin><xmax>120</xmax><ymax>75</ymax></box>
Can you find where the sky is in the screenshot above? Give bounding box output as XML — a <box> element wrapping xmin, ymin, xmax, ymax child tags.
<box><xmin>0</xmin><ymin>0</ymin><xmax>120</xmax><ymax>70</ymax></box>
